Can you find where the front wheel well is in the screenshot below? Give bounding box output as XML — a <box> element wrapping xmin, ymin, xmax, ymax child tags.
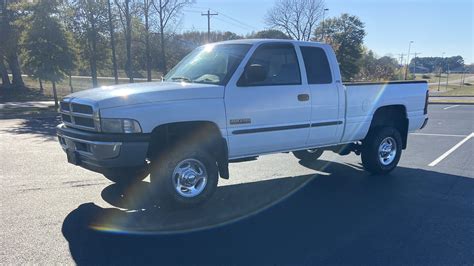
<box><xmin>367</xmin><ymin>105</ymin><xmax>409</xmax><ymax>149</ymax></box>
<box><xmin>146</xmin><ymin>121</ymin><xmax>229</xmax><ymax>179</ymax></box>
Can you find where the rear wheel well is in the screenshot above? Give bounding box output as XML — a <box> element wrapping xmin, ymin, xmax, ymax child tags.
<box><xmin>367</xmin><ymin>105</ymin><xmax>408</xmax><ymax>149</ymax></box>
<box><xmin>146</xmin><ymin>121</ymin><xmax>229</xmax><ymax>179</ymax></box>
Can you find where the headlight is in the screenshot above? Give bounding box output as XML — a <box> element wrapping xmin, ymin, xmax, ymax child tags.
<box><xmin>101</xmin><ymin>118</ymin><xmax>142</xmax><ymax>133</ymax></box>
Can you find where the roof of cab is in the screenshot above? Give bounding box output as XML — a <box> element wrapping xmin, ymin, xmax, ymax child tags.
<box><xmin>212</xmin><ymin>38</ymin><xmax>326</xmax><ymax>47</ymax></box>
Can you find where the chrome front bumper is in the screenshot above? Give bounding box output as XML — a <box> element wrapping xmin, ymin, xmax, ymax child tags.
<box><xmin>56</xmin><ymin>124</ymin><xmax>150</xmax><ymax>174</ymax></box>
<box><xmin>58</xmin><ymin>133</ymin><xmax>122</xmax><ymax>161</ymax></box>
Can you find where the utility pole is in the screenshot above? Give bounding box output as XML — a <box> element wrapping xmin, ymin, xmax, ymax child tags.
<box><xmin>412</xmin><ymin>52</ymin><xmax>421</xmax><ymax>76</ymax></box>
<box><xmin>437</xmin><ymin>52</ymin><xmax>445</xmax><ymax>91</ymax></box>
<box><xmin>396</xmin><ymin>53</ymin><xmax>405</xmax><ymax>80</ymax></box>
<box><xmin>397</xmin><ymin>53</ymin><xmax>405</xmax><ymax>66</ymax></box>
<box><xmin>404</xmin><ymin>41</ymin><xmax>414</xmax><ymax>80</ymax></box>
<box><xmin>201</xmin><ymin>9</ymin><xmax>218</xmax><ymax>43</ymax></box>
<box><xmin>322</xmin><ymin>8</ymin><xmax>329</xmax><ymax>42</ymax></box>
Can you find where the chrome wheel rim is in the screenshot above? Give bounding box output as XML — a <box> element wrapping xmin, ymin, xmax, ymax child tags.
<box><xmin>307</xmin><ymin>149</ymin><xmax>319</xmax><ymax>153</ymax></box>
<box><xmin>172</xmin><ymin>159</ymin><xmax>208</xmax><ymax>198</ymax></box>
<box><xmin>378</xmin><ymin>137</ymin><xmax>397</xmax><ymax>166</ymax></box>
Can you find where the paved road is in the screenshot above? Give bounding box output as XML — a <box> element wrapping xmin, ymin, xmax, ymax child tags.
<box><xmin>1</xmin><ymin>105</ymin><xmax>473</xmax><ymax>264</ymax></box>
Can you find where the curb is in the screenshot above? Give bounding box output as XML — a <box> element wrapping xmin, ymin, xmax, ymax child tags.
<box><xmin>429</xmin><ymin>101</ymin><xmax>474</xmax><ymax>105</ymax></box>
<box><xmin>430</xmin><ymin>95</ymin><xmax>474</xmax><ymax>98</ymax></box>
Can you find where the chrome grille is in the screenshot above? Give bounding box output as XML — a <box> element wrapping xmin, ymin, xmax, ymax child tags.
<box><xmin>60</xmin><ymin>99</ymin><xmax>98</xmax><ymax>131</ymax></box>
<box><xmin>71</xmin><ymin>103</ymin><xmax>93</xmax><ymax>114</ymax></box>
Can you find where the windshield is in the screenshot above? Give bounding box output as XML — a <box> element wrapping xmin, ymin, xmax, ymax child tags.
<box><xmin>164</xmin><ymin>43</ymin><xmax>251</xmax><ymax>85</ymax></box>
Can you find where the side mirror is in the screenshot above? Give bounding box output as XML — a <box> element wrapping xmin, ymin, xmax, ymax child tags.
<box><xmin>244</xmin><ymin>64</ymin><xmax>266</xmax><ymax>84</ymax></box>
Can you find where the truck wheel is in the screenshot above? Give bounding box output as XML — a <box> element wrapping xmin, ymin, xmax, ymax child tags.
<box><xmin>150</xmin><ymin>147</ymin><xmax>218</xmax><ymax>206</ymax></box>
<box><xmin>293</xmin><ymin>149</ymin><xmax>324</xmax><ymax>161</ymax></box>
<box><xmin>361</xmin><ymin>127</ymin><xmax>402</xmax><ymax>175</ymax></box>
<box><xmin>103</xmin><ymin>167</ymin><xmax>149</xmax><ymax>185</ymax></box>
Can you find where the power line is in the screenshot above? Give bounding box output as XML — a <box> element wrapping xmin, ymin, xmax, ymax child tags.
<box><xmin>212</xmin><ymin>9</ymin><xmax>259</xmax><ymax>31</ymax></box>
<box><xmin>214</xmin><ymin>17</ymin><xmax>252</xmax><ymax>31</ymax></box>
<box><xmin>187</xmin><ymin>6</ymin><xmax>258</xmax><ymax>31</ymax></box>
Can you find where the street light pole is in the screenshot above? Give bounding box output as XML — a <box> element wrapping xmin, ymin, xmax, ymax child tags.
<box><xmin>322</xmin><ymin>8</ymin><xmax>329</xmax><ymax>42</ymax></box>
<box><xmin>404</xmin><ymin>41</ymin><xmax>413</xmax><ymax>80</ymax></box>
<box><xmin>437</xmin><ymin>52</ymin><xmax>445</xmax><ymax>91</ymax></box>
<box><xmin>445</xmin><ymin>59</ymin><xmax>450</xmax><ymax>91</ymax></box>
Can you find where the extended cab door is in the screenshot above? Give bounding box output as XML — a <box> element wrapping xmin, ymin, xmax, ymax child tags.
<box><xmin>299</xmin><ymin>45</ymin><xmax>344</xmax><ymax>146</ymax></box>
<box><xmin>225</xmin><ymin>43</ymin><xmax>311</xmax><ymax>158</ymax></box>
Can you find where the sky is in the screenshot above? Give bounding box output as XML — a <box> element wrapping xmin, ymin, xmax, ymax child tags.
<box><xmin>179</xmin><ymin>0</ymin><xmax>474</xmax><ymax>64</ymax></box>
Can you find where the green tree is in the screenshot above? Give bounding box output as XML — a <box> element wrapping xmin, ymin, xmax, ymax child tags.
<box><xmin>314</xmin><ymin>13</ymin><xmax>366</xmax><ymax>81</ymax></box>
<box><xmin>357</xmin><ymin>50</ymin><xmax>399</xmax><ymax>81</ymax></box>
<box><xmin>22</xmin><ymin>0</ymin><xmax>74</xmax><ymax>108</ymax></box>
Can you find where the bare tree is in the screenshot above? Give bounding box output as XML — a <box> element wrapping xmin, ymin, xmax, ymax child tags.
<box><xmin>152</xmin><ymin>0</ymin><xmax>191</xmax><ymax>74</ymax></box>
<box><xmin>0</xmin><ymin>0</ymin><xmax>25</xmax><ymax>88</ymax></box>
<box><xmin>265</xmin><ymin>0</ymin><xmax>325</xmax><ymax>41</ymax></box>
<box><xmin>70</xmin><ymin>0</ymin><xmax>109</xmax><ymax>88</ymax></box>
<box><xmin>114</xmin><ymin>0</ymin><xmax>136</xmax><ymax>82</ymax></box>
<box><xmin>0</xmin><ymin>56</ymin><xmax>11</xmax><ymax>86</ymax></box>
<box><xmin>143</xmin><ymin>0</ymin><xmax>153</xmax><ymax>81</ymax></box>
<box><xmin>107</xmin><ymin>0</ymin><xmax>119</xmax><ymax>84</ymax></box>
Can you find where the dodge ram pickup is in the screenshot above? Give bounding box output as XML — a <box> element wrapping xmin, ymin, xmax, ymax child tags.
<box><xmin>57</xmin><ymin>39</ymin><xmax>429</xmax><ymax>206</ymax></box>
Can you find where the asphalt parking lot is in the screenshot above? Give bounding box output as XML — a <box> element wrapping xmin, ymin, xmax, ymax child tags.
<box><xmin>1</xmin><ymin>104</ymin><xmax>473</xmax><ymax>264</ymax></box>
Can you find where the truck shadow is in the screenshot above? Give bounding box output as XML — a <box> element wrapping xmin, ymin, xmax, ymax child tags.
<box><xmin>62</xmin><ymin>160</ymin><xmax>474</xmax><ymax>265</ymax></box>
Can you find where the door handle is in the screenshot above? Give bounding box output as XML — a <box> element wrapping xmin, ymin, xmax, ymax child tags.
<box><xmin>297</xmin><ymin>94</ymin><xmax>310</xmax><ymax>101</ymax></box>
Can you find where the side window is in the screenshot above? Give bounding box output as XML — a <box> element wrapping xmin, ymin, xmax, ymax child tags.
<box><xmin>300</xmin><ymin>46</ymin><xmax>333</xmax><ymax>84</ymax></box>
<box><xmin>238</xmin><ymin>44</ymin><xmax>301</xmax><ymax>86</ymax></box>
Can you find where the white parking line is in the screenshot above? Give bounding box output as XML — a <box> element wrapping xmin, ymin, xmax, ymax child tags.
<box><xmin>428</xmin><ymin>132</ymin><xmax>474</xmax><ymax>167</ymax></box>
<box><xmin>410</xmin><ymin>133</ymin><xmax>468</xmax><ymax>138</ymax></box>
<box><xmin>443</xmin><ymin>105</ymin><xmax>460</xmax><ymax>110</ymax></box>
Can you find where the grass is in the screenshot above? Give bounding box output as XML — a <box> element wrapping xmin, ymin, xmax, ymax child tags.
<box><xmin>429</xmin><ymin>84</ymin><xmax>474</xmax><ymax>96</ymax></box>
<box><xmin>0</xmin><ymin>105</ymin><xmax>58</xmax><ymax>119</ymax></box>
<box><xmin>20</xmin><ymin>75</ymin><xmax>158</xmax><ymax>99</ymax></box>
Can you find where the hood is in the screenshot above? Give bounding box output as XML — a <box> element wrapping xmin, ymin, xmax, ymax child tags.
<box><xmin>66</xmin><ymin>82</ymin><xmax>224</xmax><ymax>109</ymax></box>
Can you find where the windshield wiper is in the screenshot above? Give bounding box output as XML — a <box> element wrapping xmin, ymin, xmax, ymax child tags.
<box><xmin>171</xmin><ymin>76</ymin><xmax>192</xmax><ymax>83</ymax></box>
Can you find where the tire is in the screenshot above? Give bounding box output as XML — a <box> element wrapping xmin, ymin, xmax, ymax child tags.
<box><xmin>103</xmin><ymin>167</ymin><xmax>149</xmax><ymax>185</ymax></box>
<box><xmin>150</xmin><ymin>146</ymin><xmax>218</xmax><ymax>206</ymax></box>
<box><xmin>293</xmin><ymin>149</ymin><xmax>324</xmax><ymax>161</ymax></box>
<box><xmin>361</xmin><ymin>126</ymin><xmax>402</xmax><ymax>175</ymax></box>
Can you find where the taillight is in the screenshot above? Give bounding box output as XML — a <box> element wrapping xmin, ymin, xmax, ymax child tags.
<box><xmin>424</xmin><ymin>90</ymin><xmax>429</xmax><ymax>115</ymax></box>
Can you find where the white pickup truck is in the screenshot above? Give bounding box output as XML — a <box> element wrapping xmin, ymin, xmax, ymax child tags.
<box><xmin>57</xmin><ymin>39</ymin><xmax>429</xmax><ymax>206</ymax></box>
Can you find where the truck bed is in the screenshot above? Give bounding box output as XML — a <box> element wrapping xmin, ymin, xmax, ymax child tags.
<box><xmin>341</xmin><ymin>80</ymin><xmax>428</xmax><ymax>143</ymax></box>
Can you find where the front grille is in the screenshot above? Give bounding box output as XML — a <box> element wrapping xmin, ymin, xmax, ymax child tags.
<box><xmin>61</xmin><ymin>114</ymin><xmax>72</xmax><ymax>123</ymax></box>
<box><xmin>60</xmin><ymin>100</ymin><xmax>97</xmax><ymax>131</ymax></box>
<box><xmin>74</xmin><ymin>116</ymin><xmax>95</xmax><ymax>128</ymax></box>
<box><xmin>71</xmin><ymin>103</ymin><xmax>93</xmax><ymax>114</ymax></box>
<box><xmin>60</xmin><ymin>102</ymin><xmax>70</xmax><ymax>111</ymax></box>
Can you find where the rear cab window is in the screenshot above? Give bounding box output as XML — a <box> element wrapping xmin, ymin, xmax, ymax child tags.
<box><xmin>300</xmin><ymin>46</ymin><xmax>333</xmax><ymax>84</ymax></box>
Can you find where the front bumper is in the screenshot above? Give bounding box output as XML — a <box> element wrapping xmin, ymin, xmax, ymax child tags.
<box><xmin>56</xmin><ymin>124</ymin><xmax>150</xmax><ymax>174</ymax></box>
